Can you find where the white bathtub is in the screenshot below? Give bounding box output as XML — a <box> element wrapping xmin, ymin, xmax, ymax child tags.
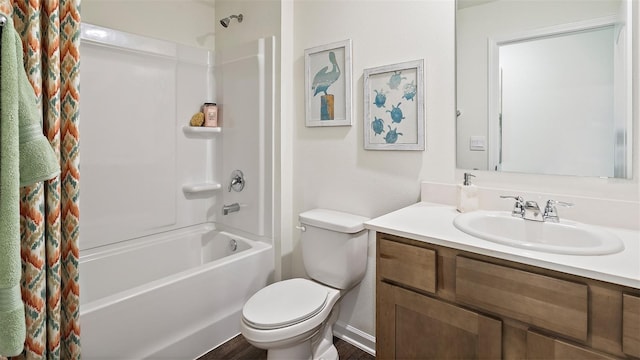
<box><xmin>79</xmin><ymin>224</ymin><xmax>274</xmax><ymax>359</ymax></box>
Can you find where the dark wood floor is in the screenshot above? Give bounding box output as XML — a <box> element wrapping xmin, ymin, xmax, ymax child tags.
<box><xmin>198</xmin><ymin>334</ymin><xmax>375</xmax><ymax>360</ymax></box>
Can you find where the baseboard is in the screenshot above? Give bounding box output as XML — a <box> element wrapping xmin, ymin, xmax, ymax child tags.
<box><xmin>333</xmin><ymin>320</ymin><xmax>376</xmax><ymax>356</ymax></box>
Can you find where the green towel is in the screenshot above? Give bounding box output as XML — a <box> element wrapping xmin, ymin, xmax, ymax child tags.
<box><xmin>0</xmin><ymin>14</ymin><xmax>26</xmax><ymax>357</ymax></box>
<box><xmin>0</xmin><ymin>14</ymin><xmax>60</xmax><ymax>357</ymax></box>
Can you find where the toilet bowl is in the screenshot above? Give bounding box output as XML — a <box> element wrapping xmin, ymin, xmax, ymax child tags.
<box><xmin>241</xmin><ymin>278</ymin><xmax>341</xmax><ymax>359</ymax></box>
<box><xmin>240</xmin><ymin>209</ymin><xmax>369</xmax><ymax>360</ymax></box>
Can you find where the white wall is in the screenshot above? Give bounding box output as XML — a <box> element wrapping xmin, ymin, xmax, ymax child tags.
<box><xmin>292</xmin><ymin>0</ymin><xmax>456</xmax><ymax>340</ymax></box>
<box><xmin>500</xmin><ymin>27</ymin><xmax>614</xmax><ymax>177</ymax></box>
<box><xmin>82</xmin><ymin>0</ymin><xmax>216</xmax><ymax>49</ymax></box>
<box><xmin>215</xmin><ymin>0</ymin><xmax>281</xmax><ymax>49</ymax></box>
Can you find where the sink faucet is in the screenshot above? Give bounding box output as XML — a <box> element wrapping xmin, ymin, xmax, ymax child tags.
<box><xmin>501</xmin><ymin>196</ymin><xmax>544</xmax><ymax>221</ymax></box>
<box><xmin>223</xmin><ymin>203</ymin><xmax>240</xmax><ymax>215</ymax></box>
<box><xmin>501</xmin><ymin>196</ymin><xmax>573</xmax><ymax>222</ymax></box>
<box><xmin>523</xmin><ymin>200</ymin><xmax>544</xmax><ymax>222</ymax></box>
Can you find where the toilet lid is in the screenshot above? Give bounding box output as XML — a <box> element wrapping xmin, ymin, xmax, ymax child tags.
<box><xmin>243</xmin><ymin>278</ymin><xmax>329</xmax><ymax>330</ymax></box>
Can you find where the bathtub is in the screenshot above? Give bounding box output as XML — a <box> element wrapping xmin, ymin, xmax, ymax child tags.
<box><xmin>79</xmin><ymin>224</ymin><xmax>274</xmax><ymax>359</ymax></box>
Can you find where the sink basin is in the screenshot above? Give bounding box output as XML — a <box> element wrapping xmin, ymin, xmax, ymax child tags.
<box><xmin>453</xmin><ymin>211</ymin><xmax>624</xmax><ymax>255</ymax></box>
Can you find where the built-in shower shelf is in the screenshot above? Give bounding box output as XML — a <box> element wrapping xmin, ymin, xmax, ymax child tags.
<box><xmin>182</xmin><ymin>182</ymin><xmax>222</xmax><ymax>194</ymax></box>
<box><xmin>182</xmin><ymin>126</ymin><xmax>221</xmax><ymax>138</ymax></box>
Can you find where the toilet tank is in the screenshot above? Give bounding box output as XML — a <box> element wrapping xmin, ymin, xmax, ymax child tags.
<box><xmin>298</xmin><ymin>209</ymin><xmax>370</xmax><ymax>290</ymax></box>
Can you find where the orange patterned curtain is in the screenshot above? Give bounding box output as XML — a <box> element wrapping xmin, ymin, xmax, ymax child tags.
<box><xmin>0</xmin><ymin>0</ymin><xmax>80</xmax><ymax>359</ymax></box>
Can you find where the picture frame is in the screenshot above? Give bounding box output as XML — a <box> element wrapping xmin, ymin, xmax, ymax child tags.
<box><xmin>363</xmin><ymin>59</ymin><xmax>425</xmax><ymax>150</ymax></box>
<box><xmin>304</xmin><ymin>39</ymin><xmax>352</xmax><ymax>127</ymax></box>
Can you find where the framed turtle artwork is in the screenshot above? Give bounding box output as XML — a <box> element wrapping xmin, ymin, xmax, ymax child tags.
<box><xmin>363</xmin><ymin>59</ymin><xmax>425</xmax><ymax>150</ymax></box>
<box><xmin>304</xmin><ymin>39</ymin><xmax>353</xmax><ymax>127</ymax></box>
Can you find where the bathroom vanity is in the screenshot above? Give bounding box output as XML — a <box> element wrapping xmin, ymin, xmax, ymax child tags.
<box><xmin>366</xmin><ymin>202</ymin><xmax>640</xmax><ymax>360</ymax></box>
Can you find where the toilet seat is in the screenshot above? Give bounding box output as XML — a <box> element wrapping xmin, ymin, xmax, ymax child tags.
<box><xmin>242</xmin><ymin>278</ymin><xmax>329</xmax><ymax>330</ymax></box>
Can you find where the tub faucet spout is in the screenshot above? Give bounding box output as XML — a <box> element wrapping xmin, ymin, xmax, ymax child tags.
<box><xmin>223</xmin><ymin>203</ymin><xmax>240</xmax><ymax>215</ymax></box>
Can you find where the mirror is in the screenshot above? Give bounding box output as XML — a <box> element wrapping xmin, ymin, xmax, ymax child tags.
<box><xmin>456</xmin><ymin>0</ymin><xmax>634</xmax><ymax>178</ymax></box>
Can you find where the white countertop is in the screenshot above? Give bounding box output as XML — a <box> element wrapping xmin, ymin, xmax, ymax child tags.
<box><xmin>365</xmin><ymin>202</ymin><xmax>640</xmax><ymax>289</ymax></box>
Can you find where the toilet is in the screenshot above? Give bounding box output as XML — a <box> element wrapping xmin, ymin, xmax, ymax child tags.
<box><xmin>240</xmin><ymin>208</ymin><xmax>370</xmax><ymax>360</ymax></box>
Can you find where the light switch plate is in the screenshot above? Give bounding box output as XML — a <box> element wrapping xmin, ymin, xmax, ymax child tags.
<box><xmin>469</xmin><ymin>136</ymin><xmax>486</xmax><ymax>151</ymax></box>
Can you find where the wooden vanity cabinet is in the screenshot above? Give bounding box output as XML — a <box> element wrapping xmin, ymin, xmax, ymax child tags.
<box><xmin>376</xmin><ymin>233</ymin><xmax>640</xmax><ymax>360</ymax></box>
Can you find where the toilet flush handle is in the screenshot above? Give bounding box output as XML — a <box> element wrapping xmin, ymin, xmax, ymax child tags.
<box><xmin>295</xmin><ymin>225</ymin><xmax>306</xmax><ymax>232</ymax></box>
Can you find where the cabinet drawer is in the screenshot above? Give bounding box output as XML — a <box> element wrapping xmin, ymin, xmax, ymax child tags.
<box><xmin>378</xmin><ymin>238</ymin><xmax>436</xmax><ymax>293</ymax></box>
<box><xmin>456</xmin><ymin>256</ymin><xmax>588</xmax><ymax>341</ymax></box>
<box><xmin>623</xmin><ymin>294</ymin><xmax>640</xmax><ymax>357</ymax></box>
<box><xmin>527</xmin><ymin>330</ymin><xmax>617</xmax><ymax>360</ymax></box>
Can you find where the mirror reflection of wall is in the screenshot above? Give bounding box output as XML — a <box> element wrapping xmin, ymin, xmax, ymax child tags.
<box><xmin>456</xmin><ymin>0</ymin><xmax>633</xmax><ymax>178</ymax></box>
<box><xmin>499</xmin><ymin>26</ymin><xmax>615</xmax><ymax>177</ymax></box>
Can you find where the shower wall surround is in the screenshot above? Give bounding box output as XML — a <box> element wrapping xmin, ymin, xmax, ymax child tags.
<box><xmin>79</xmin><ymin>24</ymin><xmax>276</xmax><ymax>358</ymax></box>
<box><xmin>80</xmin><ymin>24</ymin><xmax>218</xmax><ymax>250</ymax></box>
<box><xmin>80</xmin><ymin>1</ymin><xmax>216</xmax><ymax>49</ymax></box>
<box><xmin>216</xmin><ymin>38</ymin><xmax>275</xmax><ymax>239</ymax></box>
<box><xmin>80</xmin><ymin>24</ymin><xmax>275</xmax><ymax>250</ymax></box>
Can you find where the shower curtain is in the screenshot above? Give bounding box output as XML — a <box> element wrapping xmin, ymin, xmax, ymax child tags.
<box><xmin>0</xmin><ymin>0</ymin><xmax>80</xmax><ymax>359</ymax></box>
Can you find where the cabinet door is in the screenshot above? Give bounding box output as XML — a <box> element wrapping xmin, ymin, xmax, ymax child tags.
<box><xmin>377</xmin><ymin>281</ymin><xmax>501</xmax><ymax>359</ymax></box>
<box><xmin>526</xmin><ymin>330</ymin><xmax>617</xmax><ymax>360</ymax></box>
<box><xmin>623</xmin><ymin>294</ymin><xmax>640</xmax><ymax>357</ymax></box>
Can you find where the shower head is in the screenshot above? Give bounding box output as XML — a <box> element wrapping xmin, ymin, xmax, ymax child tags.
<box><xmin>220</xmin><ymin>14</ymin><xmax>243</xmax><ymax>28</ymax></box>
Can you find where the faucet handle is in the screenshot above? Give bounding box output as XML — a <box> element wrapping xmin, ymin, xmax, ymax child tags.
<box><xmin>546</xmin><ymin>199</ymin><xmax>574</xmax><ymax>208</ymax></box>
<box><xmin>500</xmin><ymin>195</ymin><xmax>525</xmax><ymax>217</ymax></box>
<box><xmin>543</xmin><ymin>199</ymin><xmax>573</xmax><ymax>222</ymax></box>
<box><xmin>500</xmin><ymin>195</ymin><xmax>523</xmax><ymax>202</ymax></box>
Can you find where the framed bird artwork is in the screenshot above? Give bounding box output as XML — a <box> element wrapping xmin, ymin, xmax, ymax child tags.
<box><xmin>304</xmin><ymin>39</ymin><xmax>352</xmax><ymax>127</ymax></box>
